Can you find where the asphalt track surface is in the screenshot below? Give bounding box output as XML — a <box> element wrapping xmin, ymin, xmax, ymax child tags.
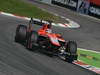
<box><xmin>22</xmin><ymin>0</ymin><xmax>100</xmax><ymax>52</ymax></box>
<box><xmin>0</xmin><ymin>14</ymin><xmax>99</xmax><ymax>75</ymax></box>
<box><xmin>0</xmin><ymin>1</ymin><xmax>100</xmax><ymax>75</ymax></box>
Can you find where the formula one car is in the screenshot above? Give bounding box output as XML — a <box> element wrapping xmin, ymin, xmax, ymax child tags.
<box><xmin>15</xmin><ymin>18</ymin><xmax>78</xmax><ymax>63</ymax></box>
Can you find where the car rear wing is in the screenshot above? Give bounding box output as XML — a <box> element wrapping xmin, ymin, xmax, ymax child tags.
<box><xmin>29</xmin><ymin>18</ymin><xmax>53</xmax><ymax>26</ymax></box>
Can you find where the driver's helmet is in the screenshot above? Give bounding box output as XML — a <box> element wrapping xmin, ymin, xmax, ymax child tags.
<box><xmin>46</xmin><ymin>29</ymin><xmax>52</xmax><ymax>33</ymax></box>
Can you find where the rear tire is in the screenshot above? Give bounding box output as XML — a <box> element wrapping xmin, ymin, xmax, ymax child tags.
<box><xmin>65</xmin><ymin>41</ymin><xmax>78</xmax><ymax>63</ymax></box>
<box><xmin>15</xmin><ymin>25</ymin><xmax>27</xmax><ymax>43</ymax></box>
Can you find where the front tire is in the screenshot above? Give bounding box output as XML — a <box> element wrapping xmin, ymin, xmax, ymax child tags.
<box><xmin>65</xmin><ymin>41</ymin><xmax>78</xmax><ymax>63</ymax></box>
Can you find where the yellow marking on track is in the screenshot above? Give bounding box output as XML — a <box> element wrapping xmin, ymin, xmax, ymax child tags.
<box><xmin>86</xmin><ymin>56</ymin><xmax>93</xmax><ymax>59</ymax></box>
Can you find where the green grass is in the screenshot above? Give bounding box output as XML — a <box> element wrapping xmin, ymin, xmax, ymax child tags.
<box><xmin>78</xmin><ymin>49</ymin><xmax>100</xmax><ymax>68</ymax></box>
<box><xmin>0</xmin><ymin>0</ymin><xmax>58</xmax><ymax>21</ymax></box>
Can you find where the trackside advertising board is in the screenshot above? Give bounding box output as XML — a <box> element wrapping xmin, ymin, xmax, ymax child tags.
<box><xmin>52</xmin><ymin>0</ymin><xmax>100</xmax><ymax>18</ymax></box>
<box><xmin>41</xmin><ymin>0</ymin><xmax>52</xmax><ymax>4</ymax></box>
<box><xmin>52</xmin><ymin>0</ymin><xmax>78</xmax><ymax>10</ymax></box>
<box><xmin>88</xmin><ymin>0</ymin><xmax>100</xmax><ymax>18</ymax></box>
<box><xmin>77</xmin><ymin>0</ymin><xmax>100</xmax><ymax>18</ymax></box>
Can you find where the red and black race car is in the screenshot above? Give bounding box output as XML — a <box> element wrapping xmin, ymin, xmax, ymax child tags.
<box><xmin>15</xmin><ymin>18</ymin><xmax>78</xmax><ymax>63</ymax></box>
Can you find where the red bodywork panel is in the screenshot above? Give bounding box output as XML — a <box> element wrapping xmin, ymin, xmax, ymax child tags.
<box><xmin>38</xmin><ymin>24</ymin><xmax>48</xmax><ymax>35</ymax></box>
<box><xmin>38</xmin><ymin>24</ymin><xmax>65</xmax><ymax>46</ymax></box>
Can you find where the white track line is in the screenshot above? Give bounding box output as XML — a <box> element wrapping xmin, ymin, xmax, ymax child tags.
<box><xmin>78</xmin><ymin>48</ymin><xmax>100</xmax><ymax>54</ymax></box>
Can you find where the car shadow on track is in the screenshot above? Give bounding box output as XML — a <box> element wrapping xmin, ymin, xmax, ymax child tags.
<box><xmin>29</xmin><ymin>45</ymin><xmax>55</xmax><ymax>57</ymax></box>
<box><xmin>15</xmin><ymin>42</ymin><xmax>76</xmax><ymax>64</ymax></box>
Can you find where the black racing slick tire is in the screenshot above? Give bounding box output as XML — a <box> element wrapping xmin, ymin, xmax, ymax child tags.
<box><xmin>65</xmin><ymin>41</ymin><xmax>78</xmax><ymax>63</ymax></box>
<box><xmin>15</xmin><ymin>25</ymin><xmax>27</xmax><ymax>43</ymax></box>
<box><xmin>26</xmin><ymin>31</ymin><xmax>38</xmax><ymax>50</ymax></box>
